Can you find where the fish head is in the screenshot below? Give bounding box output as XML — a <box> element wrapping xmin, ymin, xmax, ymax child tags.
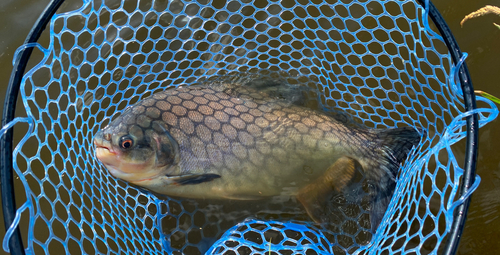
<box><xmin>93</xmin><ymin>111</ymin><xmax>179</xmax><ymax>184</ymax></box>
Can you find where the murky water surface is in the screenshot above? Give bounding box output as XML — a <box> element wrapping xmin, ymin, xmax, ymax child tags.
<box><xmin>1</xmin><ymin>0</ymin><xmax>499</xmax><ymax>254</ymax></box>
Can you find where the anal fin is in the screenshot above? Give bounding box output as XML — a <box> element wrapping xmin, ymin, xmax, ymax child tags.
<box><xmin>297</xmin><ymin>157</ymin><xmax>360</xmax><ymax>223</ymax></box>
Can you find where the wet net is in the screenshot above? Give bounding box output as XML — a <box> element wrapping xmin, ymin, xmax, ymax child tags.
<box><xmin>1</xmin><ymin>0</ymin><xmax>498</xmax><ymax>254</ymax></box>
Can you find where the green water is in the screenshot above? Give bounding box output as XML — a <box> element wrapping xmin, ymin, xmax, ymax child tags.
<box><xmin>0</xmin><ymin>0</ymin><xmax>499</xmax><ymax>254</ymax></box>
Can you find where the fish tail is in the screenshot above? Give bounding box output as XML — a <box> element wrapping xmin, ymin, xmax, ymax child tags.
<box><xmin>362</xmin><ymin>127</ymin><xmax>423</xmax><ymax>188</ymax></box>
<box><xmin>377</xmin><ymin>126</ymin><xmax>424</xmax><ymax>166</ymax></box>
<box><xmin>296</xmin><ymin>126</ymin><xmax>423</xmax><ymax>231</ymax></box>
<box><xmin>367</xmin><ymin>126</ymin><xmax>424</xmax><ymax>231</ymax></box>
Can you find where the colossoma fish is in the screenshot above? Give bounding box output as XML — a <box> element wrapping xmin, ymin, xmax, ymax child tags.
<box><xmin>93</xmin><ymin>78</ymin><xmax>422</xmax><ymax>226</ymax></box>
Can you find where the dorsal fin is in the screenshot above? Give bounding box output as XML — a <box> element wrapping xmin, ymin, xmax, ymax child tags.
<box><xmin>207</xmin><ymin>75</ymin><xmax>314</xmax><ymax>107</ymax></box>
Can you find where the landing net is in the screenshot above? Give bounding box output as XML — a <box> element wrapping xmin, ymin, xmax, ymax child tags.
<box><xmin>1</xmin><ymin>0</ymin><xmax>498</xmax><ymax>254</ymax></box>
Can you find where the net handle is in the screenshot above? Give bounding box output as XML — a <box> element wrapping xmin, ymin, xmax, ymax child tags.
<box><xmin>0</xmin><ymin>0</ymin><xmax>65</xmax><ymax>254</ymax></box>
<box><xmin>416</xmin><ymin>0</ymin><xmax>479</xmax><ymax>254</ymax></box>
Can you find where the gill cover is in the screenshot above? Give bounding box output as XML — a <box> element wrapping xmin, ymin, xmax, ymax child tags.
<box><xmin>151</xmin><ymin>122</ymin><xmax>180</xmax><ymax>170</ymax></box>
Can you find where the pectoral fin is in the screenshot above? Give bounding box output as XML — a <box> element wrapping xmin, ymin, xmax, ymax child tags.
<box><xmin>168</xmin><ymin>173</ymin><xmax>221</xmax><ymax>185</ymax></box>
<box><xmin>297</xmin><ymin>157</ymin><xmax>360</xmax><ymax>223</ymax></box>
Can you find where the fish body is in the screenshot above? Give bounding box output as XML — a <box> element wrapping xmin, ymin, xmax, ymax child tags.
<box><xmin>94</xmin><ymin>79</ymin><xmax>422</xmax><ymax>225</ymax></box>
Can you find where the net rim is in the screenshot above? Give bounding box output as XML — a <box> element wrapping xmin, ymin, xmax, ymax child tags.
<box><xmin>1</xmin><ymin>0</ymin><xmax>65</xmax><ymax>254</ymax></box>
<box><xmin>414</xmin><ymin>0</ymin><xmax>479</xmax><ymax>254</ymax></box>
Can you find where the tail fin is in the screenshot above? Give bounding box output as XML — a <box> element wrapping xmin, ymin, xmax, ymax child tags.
<box><xmin>296</xmin><ymin>127</ymin><xmax>423</xmax><ymax>233</ymax></box>
<box><xmin>368</xmin><ymin>126</ymin><xmax>423</xmax><ymax>231</ymax></box>
<box><xmin>376</xmin><ymin>126</ymin><xmax>424</xmax><ymax>167</ymax></box>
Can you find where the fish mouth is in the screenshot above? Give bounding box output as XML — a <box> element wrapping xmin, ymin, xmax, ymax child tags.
<box><xmin>94</xmin><ymin>141</ymin><xmax>164</xmax><ymax>183</ymax></box>
<box><xmin>95</xmin><ymin>144</ymin><xmax>116</xmax><ymax>155</ymax></box>
<box><xmin>94</xmin><ymin>136</ymin><xmax>117</xmax><ymax>156</ymax></box>
<box><xmin>95</xmin><ymin>145</ymin><xmax>118</xmax><ymax>166</ymax></box>
<box><xmin>94</xmin><ymin>147</ymin><xmax>137</xmax><ymax>180</ymax></box>
<box><xmin>94</xmin><ymin>141</ymin><xmax>119</xmax><ymax>170</ymax></box>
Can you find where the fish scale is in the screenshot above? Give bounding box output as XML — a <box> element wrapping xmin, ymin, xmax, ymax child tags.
<box><xmin>94</xmin><ymin>80</ymin><xmax>422</xmax><ymax>228</ymax></box>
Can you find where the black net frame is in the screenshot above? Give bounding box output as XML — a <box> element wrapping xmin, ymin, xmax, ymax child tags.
<box><xmin>0</xmin><ymin>0</ymin><xmax>478</xmax><ymax>254</ymax></box>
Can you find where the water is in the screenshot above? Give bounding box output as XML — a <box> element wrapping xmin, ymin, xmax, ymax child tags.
<box><xmin>1</xmin><ymin>0</ymin><xmax>499</xmax><ymax>254</ymax></box>
<box><xmin>430</xmin><ymin>1</ymin><xmax>500</xmax><ymax>254</ymax></box>
<box><xmin>0</xmin><ymin>1</ymin><xmax>52</xmax><ymax>254</ymax></box>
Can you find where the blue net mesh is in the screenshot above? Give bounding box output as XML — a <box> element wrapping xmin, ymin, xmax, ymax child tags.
<box><xmin>2</xmin><ymin>0</ymin><xmax>499</xmax><ymax>254</ymax></box>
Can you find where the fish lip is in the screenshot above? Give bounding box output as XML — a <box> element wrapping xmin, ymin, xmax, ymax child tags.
<box><xmin>94</xmin><ymin>142</ymin><xmax>116</xmax><ymax>155</ymax></box>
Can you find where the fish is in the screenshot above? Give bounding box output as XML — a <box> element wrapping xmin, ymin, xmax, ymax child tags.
<box><xmin>93</xmin><ymin>78</ymin><xmax>423</xmax><ymax>229</ymax></box>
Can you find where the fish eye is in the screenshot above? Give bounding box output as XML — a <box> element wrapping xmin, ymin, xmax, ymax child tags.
<box><xmin>119</xmin><ymin>136</ymin><xmax>134</xmax><ymax>149</ymax></box>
